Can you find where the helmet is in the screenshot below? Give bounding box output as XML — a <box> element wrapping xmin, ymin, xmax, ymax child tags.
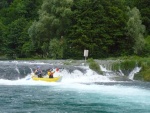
<box><xmin>56</xmin><ymin>68</ymin><xmax>59</xmax><ymax>72</ymax></box>
<box><xmin>37</xmin><ymin>66</ymin><xmax>40</xmax><ymax>69</ymax></box>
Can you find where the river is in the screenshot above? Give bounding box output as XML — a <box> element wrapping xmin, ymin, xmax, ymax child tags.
<box><xmin>0</xmin><ymin>60</ymin><xmax>150</xmax><ymax>113</ymax></box>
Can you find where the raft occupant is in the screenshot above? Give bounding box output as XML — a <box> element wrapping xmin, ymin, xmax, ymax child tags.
<box><xmin>34</xmin><ymin>66</ymin><xmax>43</xmax><ymax>78</ymax></box>
<box><xmin>47</xmin><ymin>69</ymin><xmax>55</xmax><ymax>78</ymax></box>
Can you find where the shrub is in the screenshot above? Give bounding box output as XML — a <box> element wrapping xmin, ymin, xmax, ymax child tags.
<box><xmin>138</xmin><ymin>59</ymin><xmax>150</xmax><ymax>81</ymax></box>
<box><xmin>112</xmin><ymin>60</ymin><xmax>136</xmax><ymax>71</ymax></box>
<box><xmin>87</xmin><ymin>58</ymin><xmax>102</xmax><ymax>74</ymax></box>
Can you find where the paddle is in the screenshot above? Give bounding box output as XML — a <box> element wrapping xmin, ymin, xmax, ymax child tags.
<box><xmin>26</xmin><ymin>74</ymin><xmax>32</xmax><ymax>80</ymax></box>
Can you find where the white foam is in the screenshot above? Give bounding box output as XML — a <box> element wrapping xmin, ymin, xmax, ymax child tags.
<box><xmin>128</xmin><ymin>67</ymin><xmax>141</xmax><ymax>80</ymax></box>
<box><xmin>0</xmin><ymin>66</ymin><xmax>110</xmax><ymax>86</ymax></box>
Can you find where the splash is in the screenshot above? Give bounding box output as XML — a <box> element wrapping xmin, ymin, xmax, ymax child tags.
<box><xmin>0</xmin><ymin>66</ymin><xmax>110</xmax><ymax>85</ymax></box>
<box><xmin>60</xmin><ymin>67</ymin><xmax>110</xmax><ymax>83</ymax></box>
<box><xmin>100</xmin><ymin>64</ymin><xmax>141</xmax><ymax>80</ymax></box>
<box><xmin>0</xmin><ymin>60</ymin><xmax>142</xmax><ymax>85</ymax></box>
<box><xmin>128</xmin><ymin>67</ymin><xmax>141</xmax><ymax>80</ymax></box>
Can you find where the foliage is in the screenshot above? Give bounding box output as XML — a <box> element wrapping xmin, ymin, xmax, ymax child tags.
<box><xmin>49</xmin><ymin>38</ymin><xmax>64</xmax><ymax>59</ymax></box>
<box><xmin>87</xmin><ymin>58</ymin><xmax>102</xmax><ymax>74</ymax></box>
<box><xmin>0</xmin><ymin>20</ymin><xmax>6</xmax><ymax>55</ymax></box>
<box><xmin>111</xmin><ymin>57</ymin><xmax>150</xmax><ymax>81</ymax></box>
<box><xmin>142</xmin><ymin>68</ymin><xmax>150</xmax><ymax>81</ymax></box>
<box><xmin>127</xmin><ymin>7</ymin><xmax>146</xmax><ymax>55</ymax></box>
<box><xmin>137</xmin><ymin>58</ymin><xmax>150</xmax><ymax>81</ymax></box>
<box><xmin>0</xmin><ymin>0</ymin><xmax>150</xmax><ymax>60</ymax></box>
<box><xmin>28</xmin><ymin>0</ymin><xmax>73</xmax><ymax>58</ymax></box>
<box><xmin>142</xmin><ymin>35</ymin><xmax>150</xmax><ymax>56</ymax></box>
<box><xmin>0</xmin><ymin>0</ymin><xmax>42</xmax><ymax>58</ymax></box>
<box><xmin>67</xmin><ymin>0</ymin><xmax>129</xmax><ymax>58</ymax></box>
<box><xmin>134</xmin><ymin>0</ymin><xmax>150</xmax><ymax>34</ymax></box>
<box><xmin>4</xmin><ymin>18</ymin><xmax>29</xmax><ymax>58</ymax></box>
<box><xmin>112</xmin><ymin>60</ymin><xmax>136</xmax><ymax>71</ymax></box>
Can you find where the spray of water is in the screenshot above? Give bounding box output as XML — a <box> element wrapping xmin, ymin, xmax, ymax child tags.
<box><xmin>0</xmin><ymin>66</ymin><xmax>111</xmax><ymax>86</ymax></box>
<box><xmin>128</xmin><ymin>67</ymin><xmax>141</xmax><ymax>80</ymax></box>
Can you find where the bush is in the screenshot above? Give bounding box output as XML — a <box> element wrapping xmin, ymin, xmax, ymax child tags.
<box><xmin>112</xmin><ymin>60</ymin><xmax>136</xmax><ymax>71</ymax></box>
<box><xmin>138</xmin><ymin>59</ymin><xmax>150</xmax><ymax>81</ymax></box>
<box><xmin>142</xmin><ymin>68</ymin><xmax>150</xmax><ymax>81</ymax></box>
<box><xmin>87</xmin><ymin>58</ymin><xmax>102</xmax><ymax>74</ymax></box>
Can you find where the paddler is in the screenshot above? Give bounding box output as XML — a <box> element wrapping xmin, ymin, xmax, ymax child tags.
<box><xmin>47</xmin><ymin>69</ymin><xmax>55</xmax><ymax>78</ymax></box>
<box><xmin>34</xmin><ymin>66</ymin><xmax>43</xmax><ymax>78</ymax></box>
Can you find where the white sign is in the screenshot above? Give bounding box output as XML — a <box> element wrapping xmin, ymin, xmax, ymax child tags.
<box><xmin>84</xmin><ymin>50</ymin><xmax>89</xmax><ymax>57</ymax></box>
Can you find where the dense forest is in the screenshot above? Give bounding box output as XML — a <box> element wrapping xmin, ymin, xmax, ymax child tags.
<box><xmin>0</xmin><ymin>0</ymin><xmax>150</xmax><ymax>59</ymax></box>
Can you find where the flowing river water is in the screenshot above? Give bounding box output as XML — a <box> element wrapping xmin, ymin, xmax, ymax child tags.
<box><xmin>0</xmin><ymin>60</ymin><xmax>150</xmax><ymax>113</ymax></box>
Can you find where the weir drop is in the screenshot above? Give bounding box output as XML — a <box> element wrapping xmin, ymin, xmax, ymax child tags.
<box><xmin>0</xmin><ymin>60</ymin><xmax>141</xmax><ymax>84</ymax></box>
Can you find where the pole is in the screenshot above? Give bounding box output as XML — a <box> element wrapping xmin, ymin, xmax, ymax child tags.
<box><xmin>85</xmin><ymin>56</ymin><xmax>86</xmax><ymax>62</ymax></box>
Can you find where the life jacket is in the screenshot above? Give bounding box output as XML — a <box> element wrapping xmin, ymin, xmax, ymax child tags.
<box><xmin>48</xmin><ymin>71</ymin><xmax>55</xmax><ymax>76</ymax></box>
<box><xmin>48</xmin><ymin>71</ymin><xmax>51</xmax><ymax>76</ymax></box>
<box><xmin>35</xmin><ymin>69</ymin><xmax>41</xmax><ymax>75</ymax></box>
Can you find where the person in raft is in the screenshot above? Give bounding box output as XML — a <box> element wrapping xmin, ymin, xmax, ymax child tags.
<box><xmin>47</xmin><ymin>69</ymin><xmax>55</xmax><ymax>78</ymax></box>
<box><xmin>34</xmin><ymin>66</ymin><xmax>43</xmax><ymax>78</ymax></box>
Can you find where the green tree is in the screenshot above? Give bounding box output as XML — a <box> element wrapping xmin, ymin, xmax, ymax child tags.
<box><xmin>49</xmin><ymin>38</ymin><xmax>64</xmax><ymax>59</ymax></box>
<box><xmin>67</xmin><ymin>0</ymin><xmax>128</xmax><ymax>58</ymax></box>
<box><xmin>142</xmin><ymin>35</ymin><xmax>150</xmax><ymax>56</ymax></box>
<box><xmin>134</xmin><ymin>0</ymin><xmax>150</xmax><ymax>35</ymax></box>
<box><xmin>3</xmin><ymin>0</ymin><xmax>27</xmax><ymax>24</ymax></box>
<box><xmin>23</xmin><ymin>0</ymin><xmax>42</xmax><ymax>20</ymax></box>
<box><xmin>0</xmin><ymin>20</ymin><xmax>7</xmax><ymax>55</ymax></box>
<box><xmin>0</xmin><ymin>0</ymin><xmax>8</xmax><ymax>9</ymax></box>
<box><xmin>0</xmin><ymin>0</ymin><xmax>42</xmax><ymax>58</ymax></box>
<box><xmin>127</xmin><ymin>7</ymin><xmax>146</xmax><ymax>55</ymax></box>
<box><xmin>5</xmin><ymin>18</ymin><xmax>28</xmax><ymax>58</ymax></box>
<box><xmin>28</xmin><ymin>0</ymin><xmax>73</xmax><ymax>58</ymax></box>
<box><xmin>21</xmin><ymin>21</ymin><xmax>34</xmax><ymax>57</ymax></box>
<box><xmin>1</xmin><ymin>0</ymin><xmax>42</xmax><ymax>25</ymax></box>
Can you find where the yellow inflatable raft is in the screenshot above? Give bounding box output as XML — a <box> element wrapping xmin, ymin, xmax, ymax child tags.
<box><xmin>32</xmin><ymin>75</ymin><xmax>62</xmax><ymax>82</ymax></box>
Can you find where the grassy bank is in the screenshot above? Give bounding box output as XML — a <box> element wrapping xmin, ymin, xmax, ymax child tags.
<box><xmin>87</xmin><ymin>58</ymin><xmax>103</xmax><ymax>75</ymax></box>
<box><xmin>109</xmin><ymin>56</ymin><xmax>150</xmax><ymax>81</ymax></box>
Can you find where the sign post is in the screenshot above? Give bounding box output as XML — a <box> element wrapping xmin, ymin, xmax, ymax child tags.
<box><xmin>84</xmin><ymin>50</ymin><xmax>89</xmax><ymax>62</ymax></box>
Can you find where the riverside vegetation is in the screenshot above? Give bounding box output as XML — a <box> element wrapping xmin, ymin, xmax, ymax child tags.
<box><xmin>0</xmin><ymin>0</ymin><xmax>150</xmax><ymax>81</ymax></box>
<box><xmin>106</xmin><ymin>56</ymin><xmax>150</xmax><ymax>82</ymax></box>
<box><xmin>61</xmin><ymin>57</ymin><xmax>150</xmax><ymax>81</ymax></box>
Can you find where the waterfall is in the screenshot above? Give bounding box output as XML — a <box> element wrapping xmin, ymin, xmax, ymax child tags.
<box><xmin>0</xmin><ymin>60</ymin><xmax>142</xmax><ymax>81</ymax></box>
<box><xmin>15</xmin><ymin>67</ymin><xmax>20</xmax><ymax>74</ymax></box>
<box><xmin>100</xmin><ymin>62</ymin><xmax>141</xmax><ymax>81</ymax></box>
<box><xmin>128</xmin><ymin>67</ymin><xmax>141</xmax><ymax>80</ymax></box>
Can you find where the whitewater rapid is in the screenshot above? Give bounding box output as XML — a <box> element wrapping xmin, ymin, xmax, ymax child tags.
<box><xmin>0</xmin><ymin>66</ymin><xmax>110</xmax><ymax>86</ymax></box>
<box><xmin>0</xmin><ymin>60</ymin><xmax>142</xmax><ymax>86</ymax></box>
